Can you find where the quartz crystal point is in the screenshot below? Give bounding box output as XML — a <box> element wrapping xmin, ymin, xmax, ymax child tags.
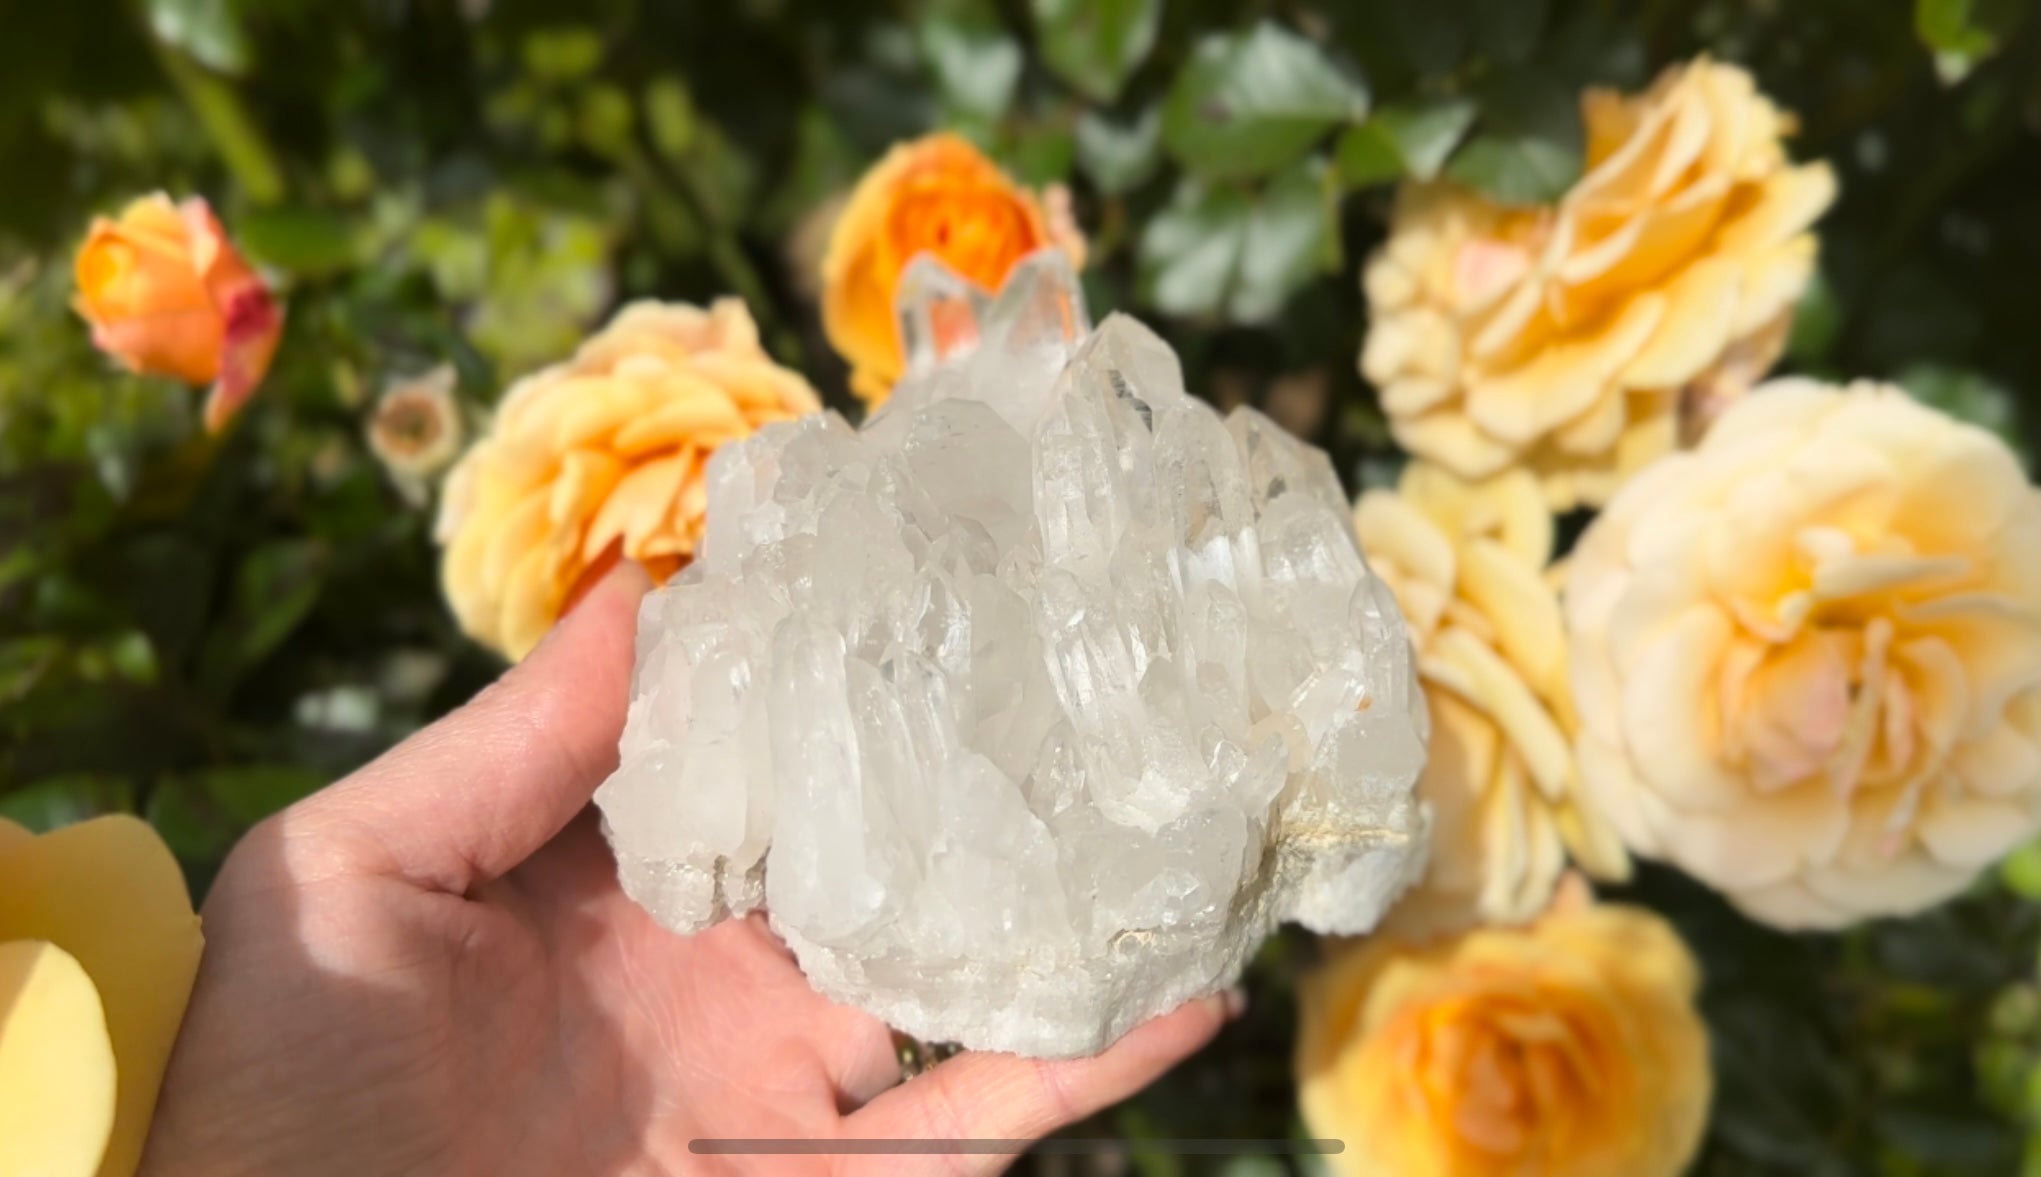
<box><xmin>596</xmin><ymin>250</ymin><xmax>1429</xmax><ymax>1057</ymax></box>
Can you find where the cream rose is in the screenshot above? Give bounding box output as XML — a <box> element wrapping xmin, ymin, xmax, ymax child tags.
<box><xmin>1356</xmin><ymin>464</ymin><xmax>1627</xmax><ymax>933</ymax></box>
<box><xmin>1362</xmin><ymin>58</ymin><xmax>1835</xmax><ymax>509</ymax></box>
<box><xmin>438</xmin><ymin>299</ymin><xmax>820</xmax><ymax>660</ymax></box>
<box><xmin>1566</xmin><ymin>380</ymin><xmax>2041</xmax><ymax>927</ymax></box>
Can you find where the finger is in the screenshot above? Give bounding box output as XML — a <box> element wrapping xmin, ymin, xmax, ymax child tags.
<box><xmin>828</xmin><ymin>1015</ymin><xmax>909</xmax><ymax>1113</ymax></box>
<box><xmin>845</xmin><ymin>990</ymin><xmax>1239</xmax><ymax>1176</ymax></box>
<box><xmin>308</xmin><ymin>560</ymin><xmax>653</xmax><ymax>893</ymax></box>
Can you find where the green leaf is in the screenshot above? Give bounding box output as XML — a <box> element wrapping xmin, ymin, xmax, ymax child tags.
<box><xmin>1916</xmin><ymin>0</ymin><xmax>2026</xmax><ymax>84</ymax></box>
<box><xmin>0</xmin><ymin>637</ymin><xmax>62</xmax><ymax>704</ymax></box>
<box><xmin>1005</xmin><ymin>123</ymin><xmax>1075</xmax><ymax>186</ymax></box>
<box><xmin>153</xmin><ymin>48</ymin><xmax>284</xmax><ymax>204</ymax></box>
<box><xmin>1231</xmin><ymin>161</ymin><xmax>1335</xmax><ymax>324</ymax></box>
<box><xmin>238</xmin><ymin>208</ymin><xmax>362</xmax><ymax>277</ymax></box>
<box><xmin>199</xmin><ymin>765</ymin><xmax>326</xmax><ymax>826</ymax></box>
<box><xmin>1445</xmin><ymin>67</ymin><xmax>1583</xmax><ymax>205</ymax></box>
<box><xmin>196</xmin><ymin>540</ymin><xmax>326</xmax><ymax>698</ymax></box>
<box><xmin>2002</xmin><ymin>838</ymin><xmax>2041</xmax><ymax>900</ymax></box>
<box><xmin>1075</xmin><ymin>109</ymin><xmax>1161</xmax><ymax>195</ymax></box>
<box><xmin>146</xmin><ymin>778</ymin><xmax>238</xmax><ymax>863</ymax></box>
<box><xmin>1785</xmin><ymin>269</ymin><xmax>1843</xmax><ymax>366</ymax></box>
<box><xmin>146</xmin><ymin>0</ymin><xmax>250</xmax><ymax>75</ymax></box>
<box><xmin>576</xmin><ymin>84</ymin><xmax>636</xmax><ymax>159</ymax></box>
<box><xmin>1138</xmin><ymin>182</ymin><xmax>1250</xmax><ymax>318</ymax></box>
<box><xmin>115</xmin><ymin>533</ymin><xmax>214</xmax><ymax>675</ymax></box>
<box><xmin>762</xmin><ymin>106</ymin><xmax>861</xmax><ymax>233</ymax></box>
<box><xmin>1032</xmin><ymin>0</ymin><xmax>1162</xmax><ymax>103</ymax></box>
<box><xmin>0</xmin><ymin>775</ymin><xmax>134</xmax><ymax>832</ymax></box>
<box><xmin>148</xmin><ymin>765</ymin><xmax>324</xmax><ymax>863</ymax></box>
<box><xmin>644</xmin><ymin>77</ymin><xmax>699</xmax><ymax>159</ymax></box>
<box><xmin>522</xmin><ymin>27</ymin><xmax>605</xmax><ymax>82</ymax></box>
<box><xmin>1161</xmin><ymin>22</ymin><xmax>1368</xmax><ymax>181</ymax></box>
<box><xmin>1137</xmin><ymin>161</ymin><xmax>1334</xmax><ymax>324</ymax></box>
<box><xmin>1877</xmin><ymin>1106</ymin><xmax>2020</xmax><ymax>1171</ymax></box>
<box><xmin>1334</xmin><ymin>97</ymin><xmax>1478</xmax><ymax>187</ymax></box>
<box><xmin>1445</xmin><ymin>135</ymin><xmax>1578</xmax><ymax>204</ymax></box>
<box><xmin>918</xmin><ymin>3</ymin><xmax>1022</xmax><ymax>123</ymax></box>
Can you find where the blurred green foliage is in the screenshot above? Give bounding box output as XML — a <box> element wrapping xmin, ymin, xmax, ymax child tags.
<box><xmin>3</xmin><ymin>0</ymin><xmax>2040</xmax><ymax>1172</ymax></box>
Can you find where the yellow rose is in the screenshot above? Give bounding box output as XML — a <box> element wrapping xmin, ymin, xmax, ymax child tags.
<box><xmin>1566</xmin><ymin>380</ymin><xmax>2041</xmax><ymax>927</ymax></box>
<box><xmin>72</xmin><ymin>194</ymin><xmax>285</xmax><ymax>432</ymax></box>
<box><xmin>1355</xmin><ymin>464</ymin><xmax>1627</xmax><ymax>933</ymax></box>
<box><xmin>1297</xmin><ymin>883</ymin><xmax>1710</xmax><ymax>1177</ymax></box>
<box><xmin>0</xmin><ymin>817</ymin><xmax>205</xmax><ymax>1177</ymax></box>
<box><xmin>1362</xmin><ymin>58</ymin><xmax>1835</xmax><ymax>509</ymax></box>
<box><xmin>437</xmin><ymin>298</ymin><xmax>819</xmax><ymax>661</ymax></box>
<box><xmin>821</xmin><ymin>133</ymin><xmax>1086</xmax><ymax>406</ymax></box>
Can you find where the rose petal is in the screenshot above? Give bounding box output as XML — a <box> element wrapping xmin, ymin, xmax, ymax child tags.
<box><xmin>1730</xmin><ymin>877</ymin><xmax>1856</xmax><ymax>929</ymax></box>
<box><xmin>1916</xmin><ymin>796</ymin><xmax>2038</xmax><ymax>869</ymax></box>
<box><xmin>1619</xmin><ymin>608</ymin><xmax>1748</xmax><ymax>809</ymax></box>
<box><xmin>1391</xmin><ymin>408</ymin><xmax>1520</xmax><ymax>480</ymax></box>
<box><xmin>0</xmin><ymin>816</ymin><xmax>203</xmax><ymax>1177</ymax></box>
<box><xmin>1464</xmin><ymin>295</ymin><xmax>1665</xmax><ymax>445</ymax></box>
<box><xmin>0</xmin><ymin>940</ymin><xmax>117</xmax><ymax>1177</ymax></box>
<box><xmin>1800</xmin><ymin>854</ymin><xmax>1972</xmax><ymax>921</ymax></box>
<box><xmin>1642</xmin><ymin>775</ymin><xmax>1849</xmax><ymax>888</ymax></box>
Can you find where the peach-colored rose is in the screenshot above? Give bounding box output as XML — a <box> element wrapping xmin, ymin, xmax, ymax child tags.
<box><xmin>821</xmin><ymin>133</ymin><xmax>1086</xmax><ymax>405</ymax></box>
<box><xmin>1362</xmin><ymin>58</ymin><xmax>1834</xmax><ymax>509</ymax></box>
<box><xmin>1566</xmin><ymin>380</ymin><xmax>2041</xmax><ymax>927</ymax></box>
<box><xmin>1356</xmin><ymin>464</ymin><xmax>1628</xmax><ymax>934</ymax></box>
<box><xmin>73</xmin><ymin>194</ymin><xmax>283</xmax><ymax>431</ymax></box>
<box><xmin>1297</xmin><ymin>881</ymin><xmax>1710</xmax><ymax>1177</ymax></box>
<box><xmin>437</xmin><ymin>298</ymin><xmax>819</xmax><ymax>660</ymax></box>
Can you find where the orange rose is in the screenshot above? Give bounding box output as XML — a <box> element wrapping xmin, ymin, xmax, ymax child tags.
<box><xmin>821</xmin><ymin>133</ymin><xmax>1086</xmax><ymax>405</ymax></box>
<box><xmin>437</xmin><ymin>298</ymin><xmax>820</xmax><ymax>660</ymax></box>
<box><xmin>1297</xmin><ymin>881</ymin><xmax>1710</xmax><ymax>1177</ymax></box>
<box><xmin>73</xmin><ymin>193</ymin><xmax>284</xmax><ymax>432</ymax></box>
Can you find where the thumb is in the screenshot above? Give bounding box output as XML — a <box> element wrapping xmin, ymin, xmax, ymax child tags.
<box><xmin>307</xmin><ymin>560</ymin><xmax>653</xmax><ymax>892</ymax></box>
<box><xmin>843</xmin><ymin>991</ymin><xmax>1239</xmax><ymax>1177</ymax></box>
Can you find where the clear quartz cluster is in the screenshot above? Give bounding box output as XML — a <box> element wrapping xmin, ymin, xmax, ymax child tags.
<box><xmin>596</xmin><ymin>252</ymin><xmax>1429</xmax><ymax>1057</ymax></box>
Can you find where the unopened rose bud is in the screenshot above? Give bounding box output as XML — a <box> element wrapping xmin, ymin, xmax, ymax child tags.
<box><xmin>72</xmin><ymin>193</ymin><xmax>283</xmax><ymax>431</ymax></box>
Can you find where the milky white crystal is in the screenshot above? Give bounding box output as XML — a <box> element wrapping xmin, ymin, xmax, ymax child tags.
<box><xmin>596</xmin><ymin>252</ymin><xmax>1428</xmax><ymax>1057</ymax></box>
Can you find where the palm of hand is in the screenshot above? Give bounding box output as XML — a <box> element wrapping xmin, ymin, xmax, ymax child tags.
<box><xmin>142</xmin><ymin>567</ymin><xmax>1228</xmax><ymax>1177</ymax></box>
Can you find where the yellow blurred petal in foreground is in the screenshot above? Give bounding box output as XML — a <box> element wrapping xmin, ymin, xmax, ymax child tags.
<box><xmin>0</xmin><ymin>940</ymin><xmax>118</xmax><ymax>1177</ymax></box>
<box><xmin>0</xmin><ymin>816</ymin><xmax>205</xmax><ymax>1177</ymax></box>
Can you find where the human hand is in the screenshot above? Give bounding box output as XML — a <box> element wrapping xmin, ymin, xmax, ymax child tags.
<box><xmin>140</xmin><ymin>563</ymin><xmax>1235</xmax><ymax>1176</ymax></box>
